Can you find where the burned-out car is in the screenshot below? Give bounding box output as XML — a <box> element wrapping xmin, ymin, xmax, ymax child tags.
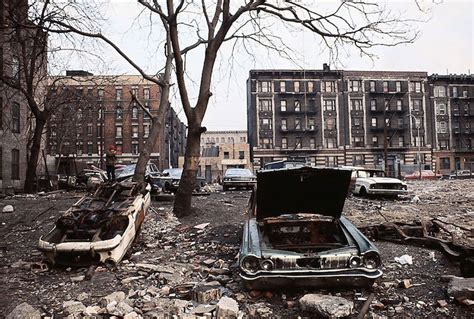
<box><xmin>38</xmin><ymin>182</ymin><xmax>150</xmax><ymax>266</ymax></box>
<box><xmin>239</xmin><ymin>167</ymin><xmax>382</xmax><ymax>289</ymax></box>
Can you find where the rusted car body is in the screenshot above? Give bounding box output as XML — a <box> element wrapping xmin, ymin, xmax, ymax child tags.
<box><xmin>38</xmin><ymin>182</ymin><xmax>150</xmax><ymax>266</ymax></box>
<box><xmin>239</xmin><ymin>167</ymin><xmax>383</xmax><ymax>289</ymax></box>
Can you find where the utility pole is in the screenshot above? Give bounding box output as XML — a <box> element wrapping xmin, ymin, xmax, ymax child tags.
<box><xmin>408</xmin><ymin>113</ymin><xmax>422</xmax><ymax>180</ymax></box>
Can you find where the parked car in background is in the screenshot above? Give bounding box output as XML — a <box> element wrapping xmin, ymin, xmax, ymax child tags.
<box><xmin>404</xmin><ymin>170</ymin><xmax>442</xmax><ymax>180</ymax></box>
<box><xmin>352</xmin><ymin>169</ymin><xmax>408</xmax><ymax>197</ymax></box>
<box><xmin>76</xmin><ymin>169</ymin><xmax>108</xmax><ymax>187</ymax></box>
<box><xmin>239</xmin><ymin>167</ymin><xmax>383</xmax><ymax>289</ymax></box>
<box><xmin>115</xmin><ymin>163</ymin><xmax>163</xmax><ymax>193</ymax></box>
<box><xmin>263</xmin><ymin>158</ymin><xmax>307</xmax><ymax>170</ymax></box>
<box><xmin>449</xmin><ymin>170</ymin><xmax>473</xmax><ymax>179</ymax></box>
<box><xmin>161</xmin><ymin>168</ymin><xmax>206</xmax><ymax>193</ymax></box>
<box><xmin>222</xmin><ymin>168</ymin><xmax>256</xmax><ymax>191</ymax></box>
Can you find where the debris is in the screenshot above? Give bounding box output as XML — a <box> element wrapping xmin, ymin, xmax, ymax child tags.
<box><xmin>400</xmin><ymin>279</ymin><xmax>413</xmax><ymax>289</ymax></box>
<box><xmin>299</xmin><ymin>294</ymin><xmax>353</xmax><ymax>318</ymax></box>
<box><xmin>216</xmin><ymin>296</ymin><xmax>239</xmax><ymax>319</ymax></box>
<box><xmin>83</xmin><ymin>306</ymin><xmax>100</xmax><ymax>316</ymax></box>
<box><xmin>70</xmin><ymin>275</ymin><xmax>85</xmax><ymax>282</ymax></box>
<box><xmin>394</xmin><ymin>255</ymin><xmax>413</xmax><ymax>265</ymax></box>
<box><xmin>6</xmin><ymin>302</ymin><xmax>41</xmax><ymax>319</ymax></box>
<box><xmin>247</xmin><ymin>302</ymin><xmax>273</xmax><ymax>318</ymax></box>
<box><xmin>437</xmin><ymin>300</ymin><xmax>448</xmax><ymax>308</ymax></box>
<box><xmin>194</xmin><ymin>223</ymin><xmax>210</xmax><ymax>230</ymax></box>
<box><xmin>62</xmin><ymin>300</ymin><xmax>86</xmax><ymax>316</ymax></box>
<box><xmin>2</xmin><ymin>205</ymin><xmax>14</xmax><ymax>213</ymax></box>
<box><xmin>192</xmin><ymin>281</ymin><xmax>222</xmax><ymax>303</ymax></box>
<box><xmin>447</xmin><ymin>276</ymin><xmax>474</xmax><ymax>300</ymax></box>
<box><xmin>100</xmin><ymin>291</ymin><xmax>126</xmax><ymax>307</ymax></box>
<box><xmin>411</xmin><ymin>195</ymin><xmax>421</xmax><ymax>203</ymax></box>
<box><xmin>190</xmin><ymin>304</ymin><xmax>217</xmax><ymax>314</ymax></box>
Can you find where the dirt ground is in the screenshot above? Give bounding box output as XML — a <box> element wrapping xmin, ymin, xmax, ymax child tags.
<box><xmin>0</xmin><ymin>179</ymin><xmax>472</xmax><ymax>318</ymax></box>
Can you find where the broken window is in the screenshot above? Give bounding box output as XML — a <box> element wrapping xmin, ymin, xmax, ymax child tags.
<box><xmin>11</xmin><ymin>149</ymin><xmax>20</xmax><ymax>180</ymax></box>
<box><xmin>294</xmin><ymin>100</ymin><xmax>301</xmax><ymax>112</ymax></box>
<box><xmin>295</xmin><ymin>118</ymin><xmax>301</xmax><ymax>130</ymax></box>
<box><xmin>308</xmin><ymin>118</ymin><xmax>315</xmax><ymax>130</ymax></box>
<box><xmin>295</xmin><ymin>137</ymin><xmax>302</xmax><ymax>148</ymax></box>
<box><xmin>440</xmin><ymin>157</ymin><xmax>450</xmax><ymax>169</ymax></box>
<box><xmin>239</xmin><ymin>151</ymin><xmax>245</xmax><ymax>159</ymax></box>
<box><xmin>116</xmin><ymin>106</ymin><xmax>123</xmax><ymax>119</ymax></box>
<box><xmin>224</xmin><ymin>151</ymin><xmax>230</xmax><ymax>159</ymax></box>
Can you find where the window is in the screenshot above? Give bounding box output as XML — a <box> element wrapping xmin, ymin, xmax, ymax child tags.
<box><xmin>294</xmin><ymin>81</ymin><xmax>300</xmax><ymax>93</ymax></box>
<box><xmin>259</xmin><ymin>138</ymin><xmax>273</xmax><ymax>149</ymax></box>
<box><xmin>116</xmin><ymin>126</ymin><xmax>122</xmax><ymax>138</ymax></box>
<box><xmin>350</xmin><ymin>80</ymin><xmax>361</xmax><ymax>92</ymax></box>
<box><xmin>309</xmin><ymin>138</ymin><xmax>315</xmax><ymax>149</ymax></box>
<box><xmin>132</xmin><ymin>144</ymin><xmax>139</xmax><ymax>155</ymax></box>
<box><xmin>295</xmin><ymin>118</ymin><xmax>301</xmax><ymax>130</ymax></box>
<box><xmin>12</xmin><ymin>102</ymin><xmax>20</xmax><ymax>133</ymax></box>
<box><xmin>323</xmin><ymin>99</ymin><xmax>336</xmax><ymax>111</ymax></box>
<box><xmin>370</xmin><ymin>99</ymin><xmax>377</xmax><ymax>111</ymax></box>
<box><xmin>115</xmin><ymin>88</ymin><xmax>122</xmax><ymax>100</ymax></box>
<box><xmin>258</xmin><ymin>99</ymin><xmax>272</xmax><ymax>112</ymax></box>
<box><xmin>353</xmin><ymin>117</ymin><xmax>362</xmax><ymax>127</ymax></box>
<box><xmin>143</xmin><ymin>124</ymin><xmax>150</xmax><ymax>137</ymax></box>
<box><xmin>144</xmin><ymin>107</ymin><xmax>150</xmax><ymax>120</ymax></box>
<box><xmin>351</xmin><ymin>99</ymin><xmax>363</xmax><ymax>111</ymax></box>
<box><xmin>258</xmin><ymin>81</ymin><xmax>271</xmax><ymax>92</ymax></box>
<box><xmin>116</xmin><ymin>106</ymin><xmax>123</xmax><ymax>119</ymax></box>
<box><xmin>98</xmin><ymin>89</ymin><xmax>104</xmax><ymax>100</ymax></box>
<box><xmin>260</xmin><ymin>118</ymin><xmax>272</xmax><ymax>130</ymax></box>
<box><xmin>11</xmin><ymin>149</ymin><xmax>20</xmax><ymax>180</ymax></box>
<box><xmin>372</xmin><ymin>136</ymin><xmax>378</xmax><ymax>147</ymax></box>
<box><xmin>308</xmin><ymin>118</ymin><xmax>315</xmax><ymax>130</ymax></box>
<box><xmin>239</xmin><ymin>151</ymin><xmax>245</xmax><ymax>159</ymax></box>
<box><xmin>396</xmin><ymin>100</ymin><xmax>403</xmax><ymax>111</ymax></box>
<box><xmin>434</xmin><ymin>86</ymin><xmax>446</xmax><ymax>97</ymax></box>
<box><xmin>280</xmin><ymin>81</ymin><xmax>286</xmax><ymax>92</ymax></box>
<box><xmin>439</xmin><ymin>140</ymin><xmax>449</xmax><ymax>150</ymax></box>
<box><xmin>414</xmin><ymin>136</ymin><xmax>424</xmax><ymax>147</ymax></box>
<box><xmin>436</xmin><ymin>103</ymin><xmax>447</xmax><ymax>115</ymax></box>
<box><xmin>326</xmin><ymin>137</ymin><xmax>337</xmax><ymax>148</ymax></box>
<box><xmin>12</xmin><ymin>57</ymin><xmax>19</xmax><ymax>81</ymax></box>
<box><xmin>281</xmin><ymin>119</ymin><xmax>287</xmax><ymax>130</ymax></box>
<box><xmin>371</xmin><ymin>118</ymin><xmax>377</xmax><ymax>127</ymax></box>
<box><xmin>353</xmin><ymin>154</ymin><xmax>365</xmax><ymax>165</ymax></box>
<box><xmin>322</xmin><ymin>81</ymin><xmax>336</xmax><ymax>93</ymax></box>
<box><xmin>307</xmin><ymin>81</ymin><xmax>314</xmax><ymax>92</ymax></box>
<box><xmin>412</xmin><ymin>99</ymin><xmax>422</xmax><ymax>111</ymax></box>
<box><xmin>132</xmin><ymin>125</ymin><xmax>139</xmax><ymax>138</ymax></box>
<box><xmin>397</xmin><ymin>118</ymin><xmax>404</xmax><ymax>128</ymax></box>
<box><xmin>295</xmin><ymin>137</ymin><xmax>302</xmax><ymax>148</ymax></box>
<box><xmin>240</xmin><ymin>136</ymin><xmax>246</xmax><ymax>142</ymax></box>
<box><xmin>132</xmin><ymin>107</ymin><xmax>138</xmax><ymax>119</ymax></box>
<box><xmin>452</xmin><ymin>87</ymin><xmax>458</xmax><ymax>98</ymax></box>
<box><xmin>281</xmin><ymin>137</ymin><xmax>288</xmax><ymax>149</ymax></box>
<box><xmin>324</xmin><ymin>117</ymin><xmax>336</xmax><ymax>130</ymax></box>
<box><xmin>97</xmin><ymin>107</ymin><xmax>103</xmax><ymax>120</ymax></box>
<box><xmin>294</xmin><ymin>100</ymin><xmax>301</xmax><ymax>112</ymax></box>
<box><xmin>396</xmin><ymin>81</ymin><xmax>402</xmax><ymax>92</ymax></box>
<box><xmin>384</xmin><ymin>99</ymin><xmax>390</xmax><ymax>111</ymax></box>
<box><xmin>280</xmin><ymin>100</ymin><xmax>287</xmax><ymax>112</ymax></box>
<box><xmin>144</xmin><ymin>88</ymin><xmax>150</xmax><ymax>100</ymax></box>
<box><xmin>411</xmin><ymin>81</ymin><xmax>422</xmax><ymax>93</ymax></box>
<box><xmin>131</xmin><ymin>88</ymin><xmax>138</xmax><ymax>97</ymax></box>
<box><xmin>326</xmin><ymin>156</ymin><xmax>337</xmax><ymax>167</ymax></box>
<box><xmin>352</xmin><ymin>136</ymin><xmax>364</xmax><ymax>147</ymax></box>
<box><xmin>87</xmin><ymin>124</ymin><xmax>93</xmax><ymax>135</ymax></box>
<box><xmin>440</xmin><ymin>157</ymin><xmax>450</xmax><ymax>169</ymax></box>
<box><xmin>383</xmin><ymin>81</ymin><xmax>389</xmax><ymax>93</ymax></box>
<box><xmin>438</xmin><ymin>121</ymin><xmax>447</xmax><ymax>133</ymax></box>
<box><xmin>398</xmin><ymin>136</ymin><xmax>404</xmax><ymax>147</ymax></box>
<box><xmin>370</xmin><ymin>81</ymin><xmax>376</xmax><ymax>92</ymax></box>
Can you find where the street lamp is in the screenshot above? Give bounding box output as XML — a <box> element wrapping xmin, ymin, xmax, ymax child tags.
<box><xmin>408</xmin><ymin>113</ymin><xmax>422</xmax><ymax>180</ymax></box>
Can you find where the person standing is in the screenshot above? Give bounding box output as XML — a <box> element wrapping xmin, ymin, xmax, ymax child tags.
<box><xmin>106</xmin><ymin>145</ymin><xmax>117</xmax><ymax>182</ymax></box>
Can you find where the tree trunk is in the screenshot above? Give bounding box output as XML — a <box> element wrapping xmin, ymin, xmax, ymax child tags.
<box><xmin>133</xmin><ymin>118</ymin><xmax>163</xmax><ymax>184</ymax></box>
<box><xmin>173</xmin><ymin>123</ymin><xmax>202</xmax><ymax>217</ymax></box>
<box><xmin>24</xmin><ymin>116</ymin><xmax>46</xmax><ymax>193</ymax></box>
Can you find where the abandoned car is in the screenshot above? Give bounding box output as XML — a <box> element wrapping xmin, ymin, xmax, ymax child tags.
<box><xmin>222</xmin><ymin>168</ymin><xmax>256</xmax><ymax>191</ymax></box>
<box><xmin>161</xmin><ymin>168</ymin><xmax>206</xmax><ymax>193</ymax></box>
<box><xmin>38</xmin><ymin>182</ymin><xmax>150</xmax><ymax>266</ymax></box>
<box><xmin>239</xmin><ymin>167</ymin><xmax>383</xmax><ymax>289</ymax></box>
<box><xmin>352</xmin><ymin>168</ymin><xmax>408</xmax><ymax>197</ymax></box>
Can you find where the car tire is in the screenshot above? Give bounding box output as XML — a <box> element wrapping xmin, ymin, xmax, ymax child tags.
<box><xmin>360</xmin><ymin>187</ymin><xmax>368</xmax><ymax>196</ymax></box>
<box><xmin>223</xmin><ymin>185</ymin><xmax>228</xmax><ymax>191</ymax></box>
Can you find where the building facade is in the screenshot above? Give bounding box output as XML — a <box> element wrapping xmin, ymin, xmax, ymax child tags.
<box><xmin>247</xmin><ymin>66</ymin><xmax>471</xmax><ymax>176</ymax></box>
<box><xmin>46</xmin><ymin>71</ymin><xmax>186</xmax><ymax>173</ymax></box>
<box><xmin>429</xmin><ymin>74</ymin><xmax>474</xmax><ymax>174</ymax></box>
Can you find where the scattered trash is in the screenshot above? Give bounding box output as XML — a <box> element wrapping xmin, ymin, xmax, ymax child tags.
<box><xmin>395</xmin><ymin>255</ymin><xmax>413</xmax><ymax>265</ymax></box>
<box><xmin>2</xmin><ymin>205</ymin><xmax>14</xmax><ymax>213</ymax></box>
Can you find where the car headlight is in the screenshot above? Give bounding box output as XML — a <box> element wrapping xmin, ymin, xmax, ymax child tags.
<box><xmin>402</xmin><ymin>184</ymin><xmax>408</xmax><ymax>190</ymax></box>
<box><xmin>260</xmin><ymin>259</ymin><xmax>274</xmax><ymax>271</ymax></box>
<box><xmin>348</xmin><ymin>256</ymin><xmax>362</xmax><ymax>268</ymax></box>
<box><xmin>363</xmin><ymin>251</ymin><xmax>381</xmax><ymax>269</ymax></box>
<box><xmin>370</xmin><ymin>184</ymin><xmax>376</xmax><ymax>189</ymax></box>
<box><xmin>241</xmin><ymin>255</ymin><xmax>260</xmax><ymax>274</ymax></box>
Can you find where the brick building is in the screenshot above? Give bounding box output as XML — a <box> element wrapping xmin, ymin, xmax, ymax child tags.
<box><xmin>247</xmin><ymin>66</ymin><xmax>434</xmax><ymax>176</ymax></box>
<box><xmin>429</xmin><ymin>74</ymin><xmax>474</xmax><ymax>174</ymax></box>
<box><xmin>47</xmin><ymin>71</ymin><xmax>186</xmax><ymax>173</ymax></box>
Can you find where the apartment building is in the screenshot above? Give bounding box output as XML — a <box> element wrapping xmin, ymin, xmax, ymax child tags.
<box><xmin>46</xmin><ymin>71</ymin><xmax>186</xmax><ymax>173</ymax></box>
<box><xmin>247</xmin><ymin>66</ymin><xmax>434</xmax><ymax>176</ymax></box>
<box><xmin>429</xmin><ymin>74</ymin><xmax>474</xmax><ymax>174</ymax></box>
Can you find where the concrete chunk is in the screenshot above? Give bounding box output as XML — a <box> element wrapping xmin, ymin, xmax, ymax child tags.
<box><xmin>6</xmin><ymin>303</ymin><xmax>41</xmax><ymax>319</ymax></box>
<box><xmin>216</xmin><ymin>296</ymin><xmax>239</xmax><ymax>319</ymax></box>
<box><xmin>299</xmin><ymin>293</ymin><xmax>353</xmax><ymax>318</ymax></box>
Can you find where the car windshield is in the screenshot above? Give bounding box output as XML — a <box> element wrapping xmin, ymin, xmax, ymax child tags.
<box><xmin>115</xmin><ymin>164</ymin><xmax>136</xmax><ymax>178</ymax></box>
<box><xmin>225</xmin><ymin>169</ymin><xmax>253</xmax><ymax>177</ymax></box>
<box><xmin>358</xmin><ymin>170</ymin><xmax>385</xmax><ymax>178</ymax></box>
<box><xmin>163</xmin><ymin>168</ymin><xmax>183</xmax><ymax>178</ymax></box>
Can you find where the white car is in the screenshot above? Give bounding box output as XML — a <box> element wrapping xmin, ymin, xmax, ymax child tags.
<box><xmin>352</xmin><ymin>169</ymin><xmax>408</xmax><ymax>197</ymax></box>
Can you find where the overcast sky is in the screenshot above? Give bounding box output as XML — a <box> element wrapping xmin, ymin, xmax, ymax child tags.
<box><xmin>56</xmin><ymin>0</ymin><xmax>473</xmax><ymax>131</ymax></box>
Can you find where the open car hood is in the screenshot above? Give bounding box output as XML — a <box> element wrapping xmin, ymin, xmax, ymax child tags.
<box><xmin>256</xmin><ymin>167</ymin><xmax>351</xmax><ymax>220</ymax></box>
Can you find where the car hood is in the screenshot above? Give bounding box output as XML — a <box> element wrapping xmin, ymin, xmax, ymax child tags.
<box><xmin>358</xmin><ymin>177</ymin><xmax>404</xmax><ymax>184</ymax></box>
<box><xmin>256</xmin><ymin>167</ymin><xmax>351</xmax><ymax>220</ymax></box>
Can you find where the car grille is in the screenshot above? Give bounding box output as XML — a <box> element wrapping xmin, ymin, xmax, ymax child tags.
<box><xmin>274</xmin><ymin>255</ymin><xmax>350</xmax><ymax>270</ymax></box>
<box><xmin>373</xmin><ymin>183</ymin><xmax>402</xmax><ymax>190</ymax></box>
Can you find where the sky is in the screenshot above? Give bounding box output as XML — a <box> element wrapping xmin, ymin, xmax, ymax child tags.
<box><xmin>53</xmin><ymin>0</ymin><xmax>473</xmax><ymax>131</ymax></box>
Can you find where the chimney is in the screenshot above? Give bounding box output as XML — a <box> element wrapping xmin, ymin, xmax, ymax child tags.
<box><xmin>323</xmin><ymin>63</ymin><xmax>330</xmax><ymax>72</ymax></box>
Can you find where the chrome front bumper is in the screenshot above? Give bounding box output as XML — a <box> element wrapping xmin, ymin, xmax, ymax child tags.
<box><xmin>367</xmin><ymin>189</ymin><xmax>408</xmax><ymax>195</ymax></box>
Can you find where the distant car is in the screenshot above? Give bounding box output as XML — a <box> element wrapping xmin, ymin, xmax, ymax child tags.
<box><xmin>161</xmin><ymin>168</ymin><xmax>206</xmax><ymax>193</ymax></box>
<box><xmin>76</xmin><ymin>169</ymin><xmax>108</xmax><ymax>186</ymax></box>
<box><xmin>239</xmin><ymin>167</ymin><xmax>382</xmax><ymax>289</ymax></box>
<box><xmin>222</xmin><ymin>168</ymin><xmax>256</xmax><ymax>191</ymax></box>
<box><xmin>352</xmin><ymin>169</ymin><xmax>408</xmax><ymax>197</ymax></box>
<box><xmin>115</xmin><ymin>163</ymin><xmax>162</xmax><ymax>193</ymax></box>
<box><xmin>404</xmin><ymin>170</ymin><xmax>442</xmax><ymax>180</ymax></box>
<box><xmin>449</xmin><ymin>170</ymin><xmax>473</xmax><ymax>179</ymax></box>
